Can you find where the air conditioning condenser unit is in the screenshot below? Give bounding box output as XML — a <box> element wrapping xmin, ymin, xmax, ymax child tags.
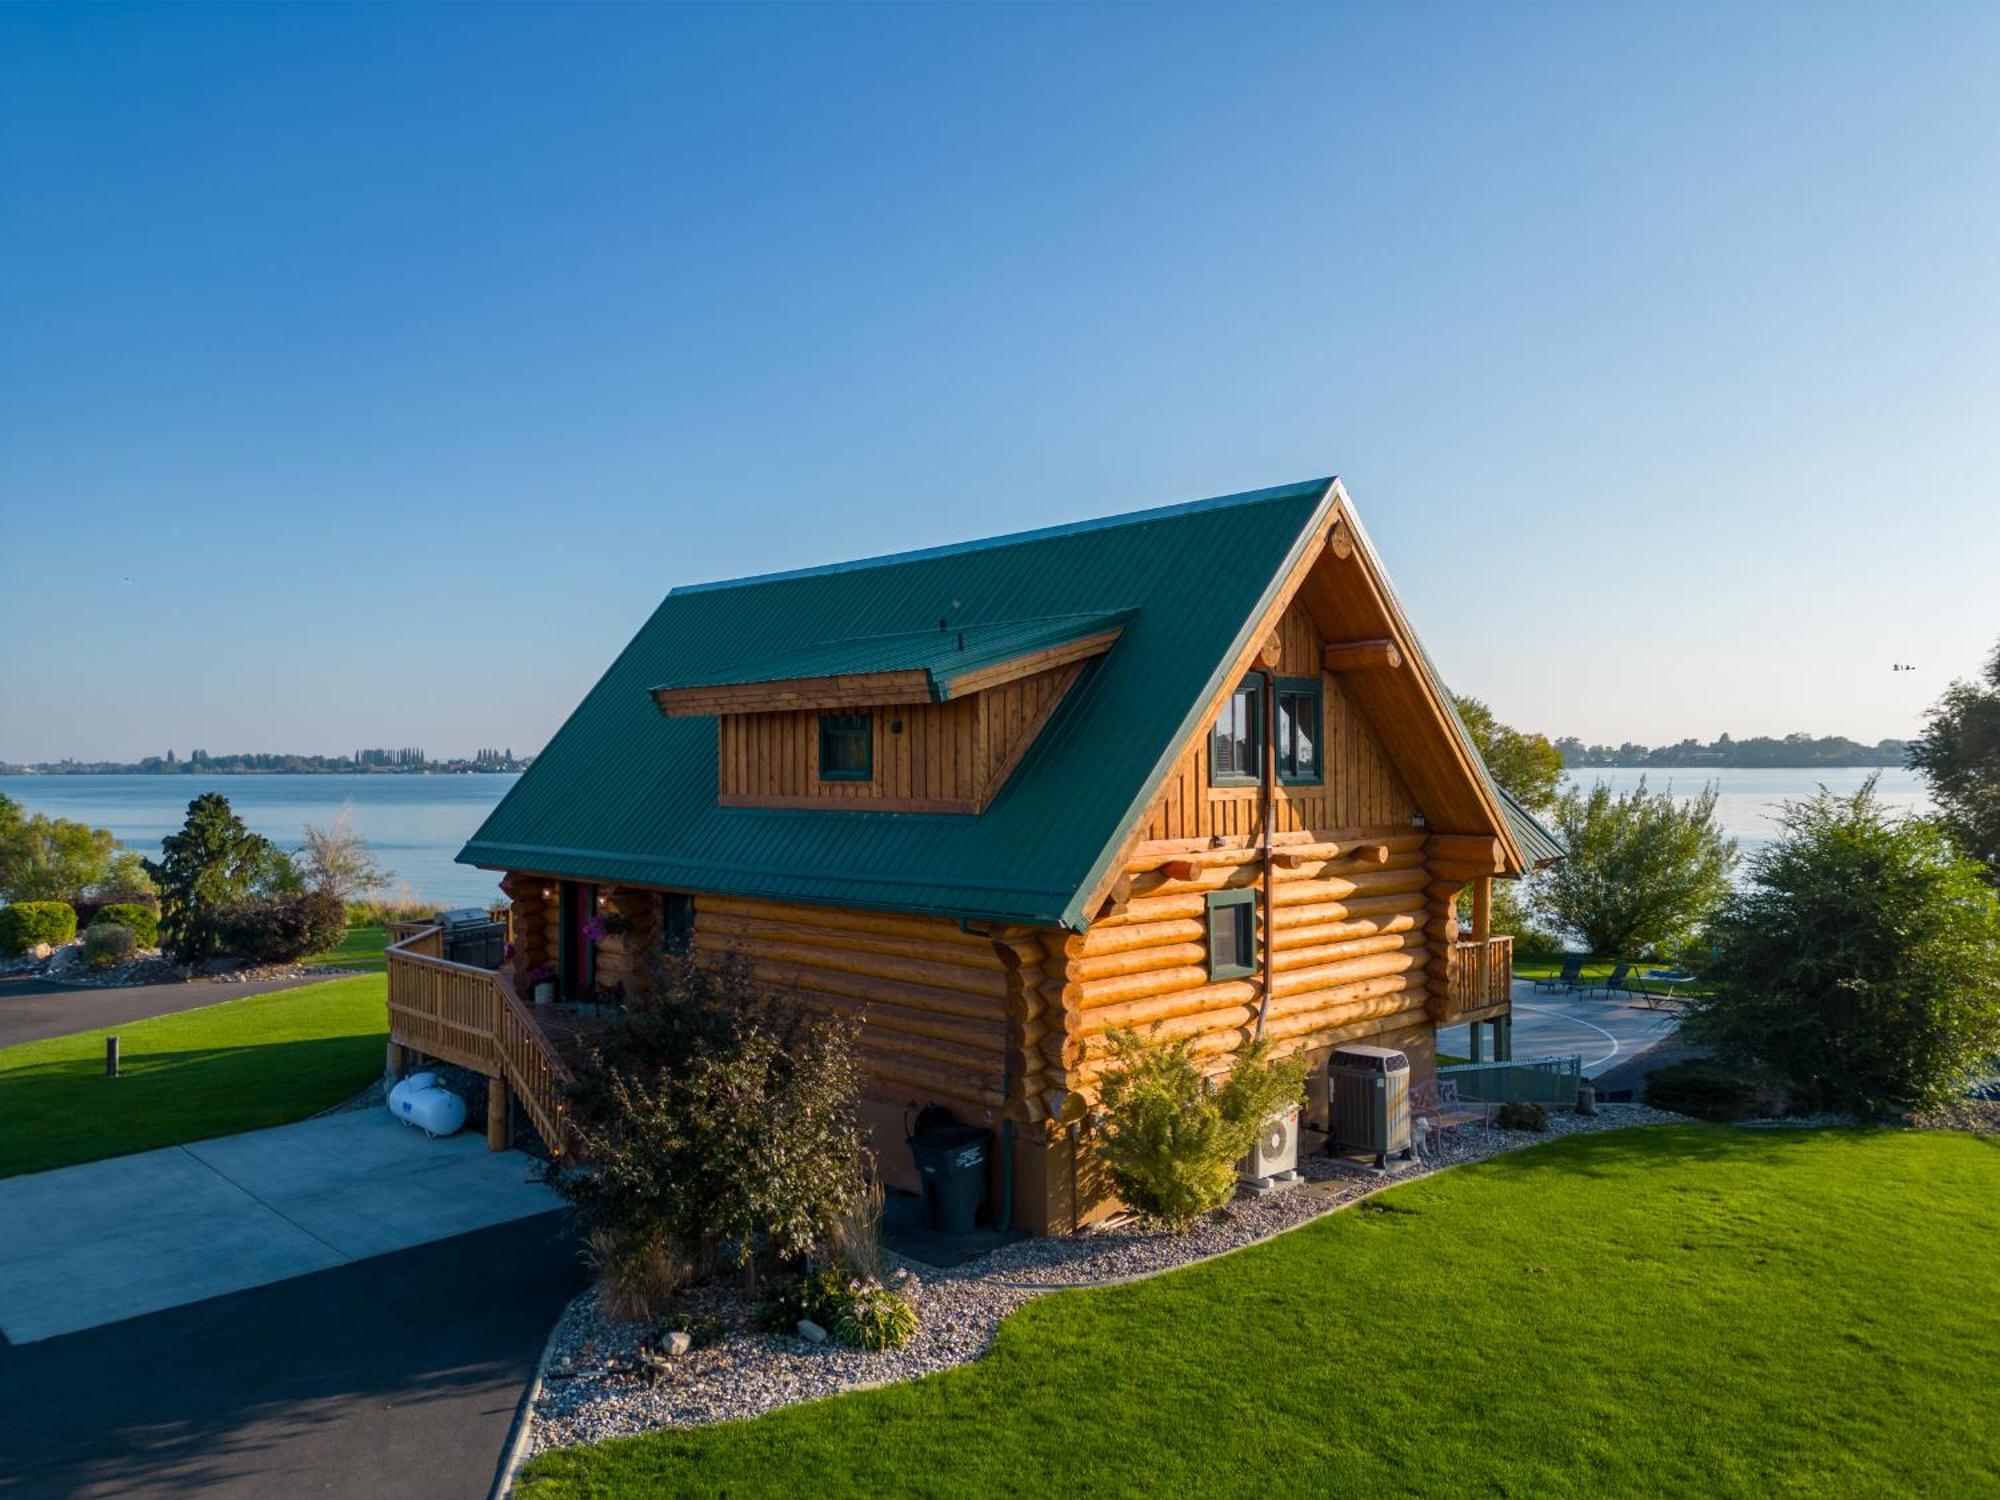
<box><xmin>1240</xmin><ymin>1104</ymin><xmax>1302</xmax><ymax>1191</ymax></box>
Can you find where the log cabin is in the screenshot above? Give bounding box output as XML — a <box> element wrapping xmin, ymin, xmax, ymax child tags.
<box><xmin>385</xmin><ymin>476</ymin><xmax>1562</xmax><ymax>1233</ymax></box>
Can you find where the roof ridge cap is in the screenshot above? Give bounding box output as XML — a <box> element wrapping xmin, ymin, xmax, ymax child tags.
<box><xmin>667</xmin><ymin>477</ymin><xmax>1335</xmax><ymax>597</ymax></box>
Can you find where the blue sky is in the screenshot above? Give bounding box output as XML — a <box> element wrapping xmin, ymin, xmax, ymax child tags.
<box><xmin>3</xmin><ymin>3</ymin><xmax>1995</xmax><ymax>762</ymax></box>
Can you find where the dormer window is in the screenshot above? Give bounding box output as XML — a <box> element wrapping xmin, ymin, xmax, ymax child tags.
<box><xmin>818</xmin><ymin>713</ymin><xmax>873</xmax><ymax>781</ymax></box>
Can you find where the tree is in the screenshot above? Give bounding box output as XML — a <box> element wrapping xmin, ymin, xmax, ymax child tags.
<box><xmin>144</xmin><ymin>794</ymin><xmax>282</xmax><ymax>964</ymax></box>
<box><xmin>1540</xmin><ymin>777</ymin><xmax>1735</xmax><ymax>956</ymax></box>
<box><xmin>1685</xmin><ymin>781</ymin><xmax>2000</xmax><ymax>1115</ymax></box>
<box><xmin>1454</xmin><ymin>696</ymin><xmax>1564</xmax><ymax>814</ymax></box>
<box><xmin>1909</xmin><ymin>637</ymin><xmax>2000</xmax><ymax>877</ymax></box>
<box><xmin>294</xmin><ymin>810</ymin><xmax>391</xmax><ymax>901</ymax></box>
<box><xmin>0</xmin><ymin>793</ymin><xmax>155</xmax><ymax>904</ymax></box>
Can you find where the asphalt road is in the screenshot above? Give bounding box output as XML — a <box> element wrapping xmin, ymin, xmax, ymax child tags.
<box><xmin>0</xmin><ymin>1209</ymin><xmax>582</xmax><ymax>1500</ymax></box>
<box><xmin>0</xmin><ymin>972</ymin><xmax>315</xmax><ymax>1049</ymax></box>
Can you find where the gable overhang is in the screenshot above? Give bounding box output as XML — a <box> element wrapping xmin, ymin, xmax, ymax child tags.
<box><xmin>1298</xmin><ymin>487</ymin><xmax>1527</xmax><ymax>877</ymax></box>
<box><xmin>1058</xmin><ymin>478</ymin><xmax>1524</xmax><ymax>927</ymax></box>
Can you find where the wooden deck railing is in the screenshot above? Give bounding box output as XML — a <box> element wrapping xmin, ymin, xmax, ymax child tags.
<box><xmin>1443</xmin><ymin>934</ymin><xmax>1513</xmax><ymax>1021</ymax></box>
<box><xmin>385</xmin><ymin>925</ymin><xmax>569</xmax><ymax>1156</ymax></box>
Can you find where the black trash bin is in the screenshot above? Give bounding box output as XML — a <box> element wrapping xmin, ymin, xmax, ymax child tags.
<box><xmin>906</xmin><ymin>1124</ymin><xmax>991</xmax><ymax>1235</ymax></box>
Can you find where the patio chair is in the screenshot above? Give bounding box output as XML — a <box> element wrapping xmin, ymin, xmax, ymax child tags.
<box><xmin>1533</xmin><ymin>954</ymin><xmax>1585</xmax><ymax>992</ymax></box>
<box><xmin>1585</xmin><ymin>961</ymin><xmax>1635</xmax><ymax>999</ymax></box>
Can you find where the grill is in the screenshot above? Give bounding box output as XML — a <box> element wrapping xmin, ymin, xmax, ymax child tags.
<box><xmin>435</xmin><ymin>907</ymin><xmax>506</xmax><ymax>969</ymax></box>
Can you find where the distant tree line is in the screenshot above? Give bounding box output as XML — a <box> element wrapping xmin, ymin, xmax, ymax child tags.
<box><xmin>3</xmin><ymin>746</ymin><xmax>529</xmax><ymax>774</ymax></box>
<box><xmin>1555</xmin><ymin>733</ymin><xmax>1909</xmax><ymax>769</ymax></box>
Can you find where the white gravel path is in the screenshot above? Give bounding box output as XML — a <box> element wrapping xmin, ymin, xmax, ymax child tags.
<box><xmin>528</xmin><ymin>1104</ymin><xmax>1684</xmax><ymax>1454</ymax></box>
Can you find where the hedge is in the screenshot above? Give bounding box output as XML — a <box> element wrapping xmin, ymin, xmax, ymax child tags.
<box><xmin>0</xmin><ymin>901</ymin><xmax>79</xmax><ymax>955</ymax></box>
<box><xmin>90</xmin><ymin>902</ymin><xmax>160</xmax><ymax>948</ymax></box>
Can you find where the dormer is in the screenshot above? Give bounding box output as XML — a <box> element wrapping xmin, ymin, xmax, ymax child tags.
<box><xmin>650</xmin><ymin>611</ymin><xmax>1131</xmax><ymax>815</ymax></box>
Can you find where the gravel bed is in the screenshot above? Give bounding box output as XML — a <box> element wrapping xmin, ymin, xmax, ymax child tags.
<box><xmin>528</xmin><ymin>1103</ymin><xmax>1683</xmax><ymax>1454</ymax></box>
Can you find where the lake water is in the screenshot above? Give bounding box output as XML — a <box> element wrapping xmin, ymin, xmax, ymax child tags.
<box><xmin>1</xmin><ymin>765</ymin><xmax>1929</xmax><ymax>908</ymax></box>
<box><xmin>0</xmin><ymin>773</ymin><xmax>520</xmax><ymax>908</ymax></box>
<box><xmin>1558</xmin><ymin>765</ymin><xmax>1928</xmax><ymax>861</ymax></box>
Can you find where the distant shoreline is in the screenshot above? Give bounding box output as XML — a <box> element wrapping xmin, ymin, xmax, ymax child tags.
<box><xmin>0</xmin><ymin>767</ymin><xmax>523</xmax><ymax>777</ymax></box>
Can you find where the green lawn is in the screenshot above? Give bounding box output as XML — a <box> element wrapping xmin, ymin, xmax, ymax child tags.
<box><xmin>0</xmin><ymin>974</ymin><xmax>389</xmax><ymax>1178</ymax></box>
<box><xmin>312</xmin><ymin>923</ymin><xmax>390</xmax><ymax>973</ymax></box>
<box><xmin>1515</xmin><ymin>952</ymin><xmax>1712</xmax><ymax>996</ymax></box>
<box><xmin>522</xmin><ymin>1126</ymin><xmax>2000</xmax><ymax>1498</ymax></box>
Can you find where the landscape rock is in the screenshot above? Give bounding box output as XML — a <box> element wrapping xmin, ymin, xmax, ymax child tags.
<box><xmin>795</xmin><ymin>1319</ymin><xmax>828</xmax><ymax>1344</ymax></box>
<box><xmin>661</xmin><ymin>1330</ymin><xmax>692</xmax><ymax>1357</ymax></box>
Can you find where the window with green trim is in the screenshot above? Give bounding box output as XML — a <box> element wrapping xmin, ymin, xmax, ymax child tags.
<box><xmin>817</xmin><ymin>713</ymin><xmax>873</xmax><ymax>781</ymax></box>
<box><xmin>1210</xmin><ymin>679</ymin><xmax>1262</xmax><ymax>785</ymax></box>
<box><xmin>1206</xmin><ymin>887</ymin><xmax>1258</xmax><ymax>981</ymax></box>
<box><xmin>1274</xmin><ymin>676</ymin><xmax>1322</xmax><ymax>784</ymax></box>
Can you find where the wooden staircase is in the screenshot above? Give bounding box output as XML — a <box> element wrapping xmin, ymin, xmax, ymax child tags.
<box><xmin>385</xmin><ymin>923</ymin><xmax>572</xmax><ymax>1155</ymax></box>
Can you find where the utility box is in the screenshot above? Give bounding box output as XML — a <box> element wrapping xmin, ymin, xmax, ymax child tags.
<box><xmin>1327</xmin><ymin>1045</ymin><xmax>1413</xmax><ymax>1168</ymax></box>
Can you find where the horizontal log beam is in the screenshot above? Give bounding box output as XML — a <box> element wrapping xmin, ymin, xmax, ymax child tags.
<box><xmin>1322</xmin><ymin>639</ymin><xmax>1402</xmax><ymax>672</ymax></box>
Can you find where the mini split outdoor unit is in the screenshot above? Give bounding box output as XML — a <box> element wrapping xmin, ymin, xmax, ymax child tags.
<box><xmin>1326</xmin><ymin>1045</ymin><xmax>1413</xmax><ymax>1168</ymax></box>
<box><xmin>1239</xmin><ymin>1104</ymin><xmax>1302</xmax><ymax>1192</ymax></box>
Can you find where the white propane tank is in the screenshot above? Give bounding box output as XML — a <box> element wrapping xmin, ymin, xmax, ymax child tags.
<box><xmin>387</xmin><ymin>1074</ymin><xmax>467</xmax><ymax>1138</ymax></box>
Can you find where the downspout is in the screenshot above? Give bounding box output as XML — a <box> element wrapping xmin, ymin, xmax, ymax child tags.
<box><xmin>1252</xmin><ymin>663</ymin><xmax>1278</xmax><ymax>1043</ymax></box>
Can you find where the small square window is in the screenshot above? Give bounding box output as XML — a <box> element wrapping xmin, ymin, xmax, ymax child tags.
<box><xmin>1210</xmin><ymin>680</ymin><xmax>1262</xmax><ymax>786</ymax></box>
<box><xmin>1207</xmin><ymin>888</ymin><xmax>1258</xmax><ymax>981</ymax></box>
<box><xmin>818</xmin><ymin>713</ymin><xmax>873</xmax><ymax>781</ymax></box>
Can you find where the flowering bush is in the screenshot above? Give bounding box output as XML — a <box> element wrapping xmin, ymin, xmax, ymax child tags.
<box><xmin>831</xmin><ymin>1281</ymin><xmax>918</xmax><ymax>1350</ymax></box>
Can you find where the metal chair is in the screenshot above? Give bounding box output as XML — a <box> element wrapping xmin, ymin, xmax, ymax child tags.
<box><xmin>1533</xmin><ymin>954</ymin><xmax>1585</xmax><ymax>992</ymax></box>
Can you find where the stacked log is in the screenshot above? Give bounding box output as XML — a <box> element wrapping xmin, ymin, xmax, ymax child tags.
<box><xmin>1043</xmin><ymin>833</ymin><xmax>1432</xmax><ymax>1098</ymax></box>
<box><xmin>500</xmin><ymin>874</ymin><xmax>554</xmax><ymax>976</ymax></box>
<box><xmin>691</xmin><ymin>896</ymin><xmax>1015</xmax><ymax>1115</ymax></box>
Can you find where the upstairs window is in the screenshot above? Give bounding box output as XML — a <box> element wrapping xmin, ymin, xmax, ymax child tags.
<box><xmin>1206</xmin><ymin>887</ymin><xmax>1257</xmax><ymax>980</ymax></box>
<box><xmin>817</xmin><ymin>713</ymin><xmax>873</xmax><ymax>781</ymax></box>
<box><xmin>1210</xmin><ymin>679</ymin><xmax>1262</xmax><ymax>785</ymax></box>
<box><xmin>1274</xmin><ymin>677</ymin><xmax>1322</xmax><ymax>784</ymax></box>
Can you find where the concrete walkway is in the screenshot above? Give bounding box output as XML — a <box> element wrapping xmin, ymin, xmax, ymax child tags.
<box><xmin>0</xmin><ymin>971</ymin><xmax>318</xmax><ymax>1049</ymax></box>
<box><xmin>0</xmin><ymin>1108</ymin><xmax>562</xmax><ymax>1344</ymax></box>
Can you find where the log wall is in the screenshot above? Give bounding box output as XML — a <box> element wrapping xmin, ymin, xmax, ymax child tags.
<box><xmin>716</xmin><ymin>660</ymin><xmax>1083</xmax><ymax>814</ymax></box>
<box><xmin>1137</xmin><ymin>598</ymin><xmax>1418</xmax><ymax>841</ymax></box>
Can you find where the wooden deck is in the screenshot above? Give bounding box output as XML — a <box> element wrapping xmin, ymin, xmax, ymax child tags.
<box><xmin>1436</xmin><ymin>934</ymin><xmax>1513</xmax><ymax>1024</ymax></box>
<box><xmin>385</xmin><ymin>923</ymin><xmax>571</xmax><ymax>1155</ymax></box>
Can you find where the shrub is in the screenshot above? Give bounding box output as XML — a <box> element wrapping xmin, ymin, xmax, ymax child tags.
<box><xmin>1686</xmin><ymin>782</ymin><xmax>2000</xmax><ymax>1115</ymax></box>
<box><xmin>91</xmin><ymin>902</ymin><xmax>159</xmax><ymax>948</ymax></box>
<box><xmin>552</xmin><ymin>953</ymin><xmax>868</xmax><ymax>1301</ymax></box>
<box><xmin>1643</xmin><ymin>1060</ymin><xmax>1780</xmax><ymax>1122</ymax></box>
<box><xmin>1494</xmin><ymin>1100</ymin><xmax>1548</xmax><ymax>1132</ymax></box>
<box><xmin>584</xmin><ymin>1228</ymin><xmax>696</xmax><ymax>1324</ymax></box>
<box><xmin>216</xmin><ymin>890</ymin><xmax>348</xmax><ymax>964</ymax></box>
<box><xmin>82</xmin><ymin>923</ymin><xmax>138</xmax><ymax>970</ymax></box>
<box><xmin>1093</xmin><ymin>1029</ymin><xmax>1308</xmax><ymax>1230</ymax></box>
<box><xmin>831</xmin><ymin>1282</ymin><xmax>918</xmax><ymax>1351</ymax></box>
<box><xmin>0</xmin><ymin>901</ymin><xmax>78</xmax><ymax>955</ymax></box>
<box><xmin>755</xmin><ymin>1268</ymin><xmax>848</xmax><ymax>1332</ymax></box>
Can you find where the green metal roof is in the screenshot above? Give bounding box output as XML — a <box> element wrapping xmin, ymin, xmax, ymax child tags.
<box><xmin>649</xmin><ymin>610</ymin><xmax>1134</xmax><ymax>703</ymax></box>
<box><xmin>461</xmin><ymin>478</ymin><xmax>1337</xmax><ymax>929</ymax></box>
<box><xmin>1494</xmin><ymin>784</ymin><xmax>1567</xmax><ymax>869</ymax></box>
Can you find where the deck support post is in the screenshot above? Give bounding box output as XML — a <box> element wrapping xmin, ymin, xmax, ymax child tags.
<box><xmin>1467</xmin><ymin>1021</ymin><xmax>1482</xmax><ymax>1064</ymax></box>
<box><xmin>487</xmin><ymin>1076</ymin><xmax>511</xmax><ymax>1151</ymax></box>
<box><xmin>386</xmin><ymin>1042</ymin><xmax>406</xmax><ymax>1081</ymax></box>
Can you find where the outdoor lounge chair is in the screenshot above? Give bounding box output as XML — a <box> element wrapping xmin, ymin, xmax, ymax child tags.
<box><xmin>1533</xmin><ymin>954</ymin><xmax>1585</xmax><ymax>992</ymax></box>
<box><xmin>1585</xmin><ymin>961</ymin><xmax>1635</xmax><ymax>999</ymax></box>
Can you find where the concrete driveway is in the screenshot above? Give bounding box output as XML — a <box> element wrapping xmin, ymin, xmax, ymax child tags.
<box><xmin>0</xmin><ymin>1108</ymin><xmax>562</xmax><ymax>1344</ymax></box>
